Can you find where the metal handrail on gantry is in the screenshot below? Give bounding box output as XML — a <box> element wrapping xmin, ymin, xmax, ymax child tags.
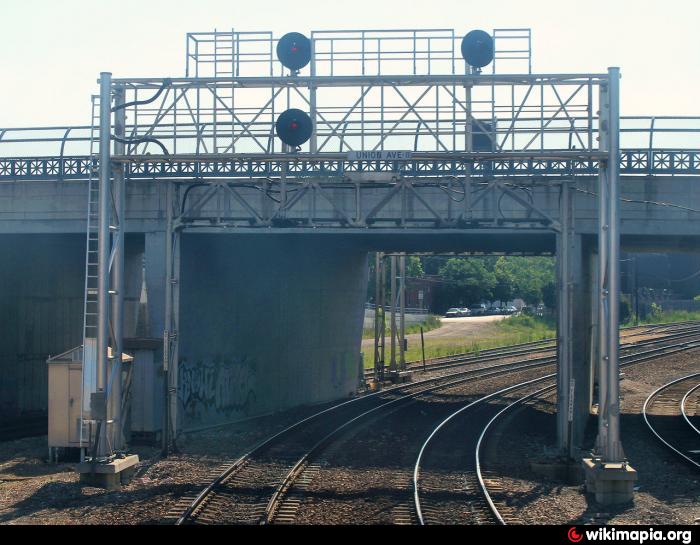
<box><xmin>1</xmin><ymin>116</ymin><xmax>698</xmax><ymax>174</ymax></box>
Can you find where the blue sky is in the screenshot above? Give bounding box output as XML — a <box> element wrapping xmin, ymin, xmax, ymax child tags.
<box><xmin>0</xmin><ymin>0</ymin><xmax>698</xmax><ymax>126</ymax></box>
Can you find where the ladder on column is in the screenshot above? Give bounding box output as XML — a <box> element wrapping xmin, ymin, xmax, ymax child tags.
<box><xmin>83</xmin><ymin>95</ymin><xmax>101</xmax><ymax>345</ymax></box>
<box><xmin>79</xmin><ymin>95</ymin><xmax>101</xmax><ymax>448</ymax></box>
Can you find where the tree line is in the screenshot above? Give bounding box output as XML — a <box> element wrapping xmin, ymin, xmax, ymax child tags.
<box><xmin>368</xmin><ymin>255</ymin><xmax>556</xmax><ymax>314</ymax></box>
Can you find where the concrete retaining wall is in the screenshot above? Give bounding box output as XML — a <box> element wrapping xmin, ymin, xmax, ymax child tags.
<box><xmin>0</xmin><ymin>235</ymin><xmax>84</xmax><ymax>422</ymax></box>
<box><xmin>177</xmin><ymin>234</ymin><xmax>368</xmax><ymax>429</ymax></box>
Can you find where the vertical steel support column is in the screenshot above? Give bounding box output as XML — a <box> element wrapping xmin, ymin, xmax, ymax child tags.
<box><xmin>399</xmin><ymin>254</ymin><xmax>406</xmax><ymax>370</ymax></box>
<box><xmin>390</xmin><ymin>255</ymin><xmax>397</xmax><ymax>373</ymax></box>
<box><xmin>110</xmin><ymin>85</ymin><xmax>126</xmax><ymax>451</ymax></box>
<box><xmin>380</xmin><ymin>255</ymin><xmax>386</xmax><ymax>380</ymax></box>
<box><xmin>170</xmin><ymin>222</ymin><xmax>181</xmax><ymax>451</ymax></box>
<box><xmin>605</xmin><ymin>67</ymin><xmax>623</xmax><ymax>462</ymax></box>
<box><xmin>556</xmin><ymin>182</ymin><xmax>573</xmax><ymax>453</ymax></box>
<box><xmin>595</xmin><ymin>85</ymin><xmax>610</xmax><ymax>456</ymax></box>
<box><xmin>309</xmin><ymin>36</ymin><xmax>318</xmax><ymax>153</ymax></box>
<box><xmin>96</xmin><ymin>72</ymin><xmax>112</xmax><ymax>457</ymax></box>
<box><xmin>596</xmin><ymin>68</ymin><xmax>624</xmax><ymax>463</ymax></box>
<box><xmin>374</xmin><ymin>253</ymin><xmax>383</xmax><ymax>381</ymax></box>
<box><xmin>162</xmin><ymin>181</ymin><xmax>174</xmax><ymax>456</ymax></box>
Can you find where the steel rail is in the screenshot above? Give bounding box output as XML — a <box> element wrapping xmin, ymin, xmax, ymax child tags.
<box><xmin>261</xmin><ymin>331</ymin><xmax>700</xmax><ymax>524</ymax></box>
<box><xmin>416</xmin><ymin>340</ymin><xmax>700</xmax><ymax>525</ymax></box>
<box><xmin>366</xmin><ymin>322</ymin><xmax>700</xmax><ymax>379</ymax></box>
<box><xmin>176</xmin><ymin>353</ymin><xmax>559</xmax><ymax>525</ymax></box>
<box><xmin>413</xmin><ymin>373</ymin><xmax>555</xmax><ymax>525</ymax></box>
<box><xmin>475</xmin><ymin>382</ymin><xmax>557</xmax><ymax>525</ymax></box>
<box><xmin>642</xmin><ymin>372</ymin><xmax>700</xmax><ymax>470</ymax></box>
<box><xmin>176</xmin><ymin>323</ymin><xmax>700</xmax><ymax>525</ymax></box>
<box><xmin>681</xmin><ymin>383</ymin><xmax>700</xmax><ymax>436</ymax></box>
<box><xmin>261</xmin><ymin>358</ymin><xmax>558</xmax><ymax>525</ymax></box>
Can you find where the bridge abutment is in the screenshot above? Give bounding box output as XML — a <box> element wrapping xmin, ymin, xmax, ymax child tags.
<box><xmin>176</xmin><ymin>234</ymin><xmax>369</xmax><ymax>430</ymax></box>
<box><xmin>557</xmin><ymin>233</ymin><xmax>596</xmax><ymax>455</ymax></box>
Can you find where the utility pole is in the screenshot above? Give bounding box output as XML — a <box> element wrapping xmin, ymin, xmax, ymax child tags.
<box><xmin>374</xmin><ymin>253</ymin><xmax>383</xmax><ymax>382</ymax></box>
<box><xmin>399</xmin><ymin>254</ymin><xmax>406</xmax><ymax>371</ymax></box>
<box><xmin>390</xmin><ymin>254</ymin><xmax>397</xmax><ymax>374</ymax></box>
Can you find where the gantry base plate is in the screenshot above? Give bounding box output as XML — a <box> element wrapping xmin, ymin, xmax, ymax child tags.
<box><xmin>582</xmin><ymin>457</ymin><xmax>637</xmax><ymax>506</ymax></box>
<box><xmin>76</xmin><ymin>454</ymin><xmax>140</xmax><ymax>490</ymax></box>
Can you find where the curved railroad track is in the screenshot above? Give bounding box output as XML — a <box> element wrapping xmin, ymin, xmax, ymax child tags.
<box><xmin>414</xmin><ymin>341</ymin><xmax>700</xmax><ymax>525</ymax></box>
<box><xmin>174</xmin><ymin>323</ymin><xmax>700</xmax><ymax>525</ymax></box>
<box><xmin>643</xmin><ymin>372</ymin><xmax>700</xmax><ymax>470</ymax></box>
<box><xmin>413</xmin><ymin>374</ymin><xmax>555</xmax><ymax>525</ymax></box>
<box><xmin>681</xmin><ymin>383</ymin><xmax>700</xmax><ymax>435</ymax></box>
<box><xmin>175</xmin><ymin>354</ymin><xmax>557</xmax><ymax>524</ymax></box>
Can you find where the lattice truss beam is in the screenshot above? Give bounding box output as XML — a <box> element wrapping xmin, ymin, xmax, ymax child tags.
<box><xmin>116</xmin><ymin>74</ymin><xmax>603</xmax><ymax>157</ymax></box>
<box><xmin>171</xmin><ymin>175</ymin><xmax>563</xmax><ymax>231</ymax></box>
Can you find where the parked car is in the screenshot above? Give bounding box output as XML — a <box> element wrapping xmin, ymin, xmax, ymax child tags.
<box><xmin>504</xmin><ymin>306</ymin><xmax>518</xmax><ymax>315</ymax></box>
<box><xmin>469</xmin><ymin>304</ymin><xmax>488</xmax><ymax>316</ymax></box>
<box><xmin>445</xmin><ymin>308</ymin><xmax>462</xmax><ymax>318</ymax></box>
<box><xmin>459</xmin><ymin>308</ymin><xmax>471</xmax><ymax>317</ymax></box>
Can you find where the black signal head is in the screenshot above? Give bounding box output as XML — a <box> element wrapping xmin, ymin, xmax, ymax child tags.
<box><xmin>277</xmin><ymin>32</ymin><xmax>312</xmax><ymax>71</ymax></box>
<box><xmin>461</xmin><ymin>30</ymin><xmax>494</xmax><ymax>69</ymax></box>
<box><xmin>275</xmin><ymin>108</ymin><xmax>313</xmax><ymax>148</ymax></box>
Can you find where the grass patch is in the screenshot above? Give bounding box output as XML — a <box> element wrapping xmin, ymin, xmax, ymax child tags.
<box><xmin>494</xmin><ymin>314</ymin><xmax>556</xmax><ymax>341</ymax></box>
<box><xmin>624</xmin><ymin>309</ymin><xmax>700</xmax><ymax>326</ymax></box>
<box><xmin>363</xmin><ymin>314</ymin><xmax>557</xmax><ymax>368</ymax></box>
<box><xmin>405</xmin><ymin>315</ymin><xmax>555</xmax><ymax>362</ymax></box>
<box><xmin>364</xmin><ymin>310</ymin><xmax>700</xmax><ymax>369</ymax></box>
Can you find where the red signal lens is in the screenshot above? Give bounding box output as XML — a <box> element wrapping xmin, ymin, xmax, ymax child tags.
<box><xmin>291</xmin><ymin>122</ymin><xmax>299</xmax><ymax>129</ymax></box>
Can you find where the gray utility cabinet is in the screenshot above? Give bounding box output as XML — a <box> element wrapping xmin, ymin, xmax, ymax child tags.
<box><xmin>47</xmin><ymin>346</ymin><xmax>134</xmax><ymax>452</ymax></box>
<box><xmin>47</xmin><ymin>347</ymin><xmax>84</xmax><ymax>449</ymax></box>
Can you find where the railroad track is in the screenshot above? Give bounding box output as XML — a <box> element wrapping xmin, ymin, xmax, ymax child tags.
<box><xmin>414</xmin><ymin>340</ymin><xmax>700</xmax><ymax>525</ymax></box>
<box><xmin>173</xmin><ymin>354</ymin><xmax>559</xmax><ymax>524</ymax></box>
<box><xmin>173</xmin><ymin>324</ymin><xmax>700</xmax><ymax>525</ymax></box>
<box><xmin>263</xmin><ymin>334</ymin><xmax>700</xmax><ymax>525</ymax></box>
<box><xmin>642</xmin><ymin>372</ymin><xmax>700</xmax><ymax>470</ymax></box>
<box><xmin>365</xmin><ymin>321</ymin><xmax>700</xmax><ymax>379</ymax></box>
<box><xmin>413</xmin><ymin>374</ymin><xmax>555</xmax><ymax>525</ymax></box>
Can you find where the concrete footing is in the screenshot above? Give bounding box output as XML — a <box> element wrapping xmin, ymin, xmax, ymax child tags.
<box><xmin>76</xmin><ymin>454</ymin><xmax>139</xmax><ymax>490</ymax></box>
<box><xmin>389</xmin><ymin>371</ymin><xmax>413</xmax><ymax>384</ymax></box>
<box><xmin>367</xmin><ymin>380</ymin><xmax>382</xmax><ymax>392</ymax></box>
<box><xmin>582</xmin><ymin>457</ymin><xmax>637</xmax><ymax>505</ymax></box>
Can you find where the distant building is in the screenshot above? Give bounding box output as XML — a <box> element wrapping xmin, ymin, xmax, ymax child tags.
<box><xmin>405</xmin><ymin>275</ymin><xmax>441</xmax><ymax>310</ymax></box>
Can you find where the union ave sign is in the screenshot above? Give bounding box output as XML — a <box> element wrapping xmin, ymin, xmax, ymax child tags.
<box><xmin>347</xmin><ymin>151</ymin><xmax>413</xmax><ymax>161</ymax></box>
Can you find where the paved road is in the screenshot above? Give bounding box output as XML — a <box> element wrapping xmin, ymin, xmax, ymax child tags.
<box><xmin>361</xmin><ymin>314</ymin><xmax>507</xmax><ymax>351</ymax></box>
<box><xmin>421</xmin><ymin>315</ymin><xmax>507</xmax><ymax>338</ymax></box>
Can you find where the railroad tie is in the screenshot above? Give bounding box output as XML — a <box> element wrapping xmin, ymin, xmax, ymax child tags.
<box><xmin>391</xmin><ymin>504</ymin><xmax>418</xmax><ymax>525</ymax></box>
<box><xmin>270</xmin><ymin>462</ymin><xmax>324</xmax><ymax>524</ymax></box>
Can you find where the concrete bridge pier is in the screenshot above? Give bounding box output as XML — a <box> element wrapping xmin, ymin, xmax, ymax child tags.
<box><xmin>170</xmin><ymin>234</ymin><xmax>369</xmax><ymax>433</ymax></box>
<box><xmin>144</xmin><ymin>231</ymin><xmax>167</xmax><ymax>347</ymax></box>
<box><xmin>556</xmin><ymin>232</ymin><xmax>596</xmax><ymax>456</ymax></box>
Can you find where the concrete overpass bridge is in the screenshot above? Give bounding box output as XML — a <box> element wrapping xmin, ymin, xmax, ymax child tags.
<box><xmin>1</xmin><ymin>28</ymin><xmax>698</xmax><ymax>498</ymax></box>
